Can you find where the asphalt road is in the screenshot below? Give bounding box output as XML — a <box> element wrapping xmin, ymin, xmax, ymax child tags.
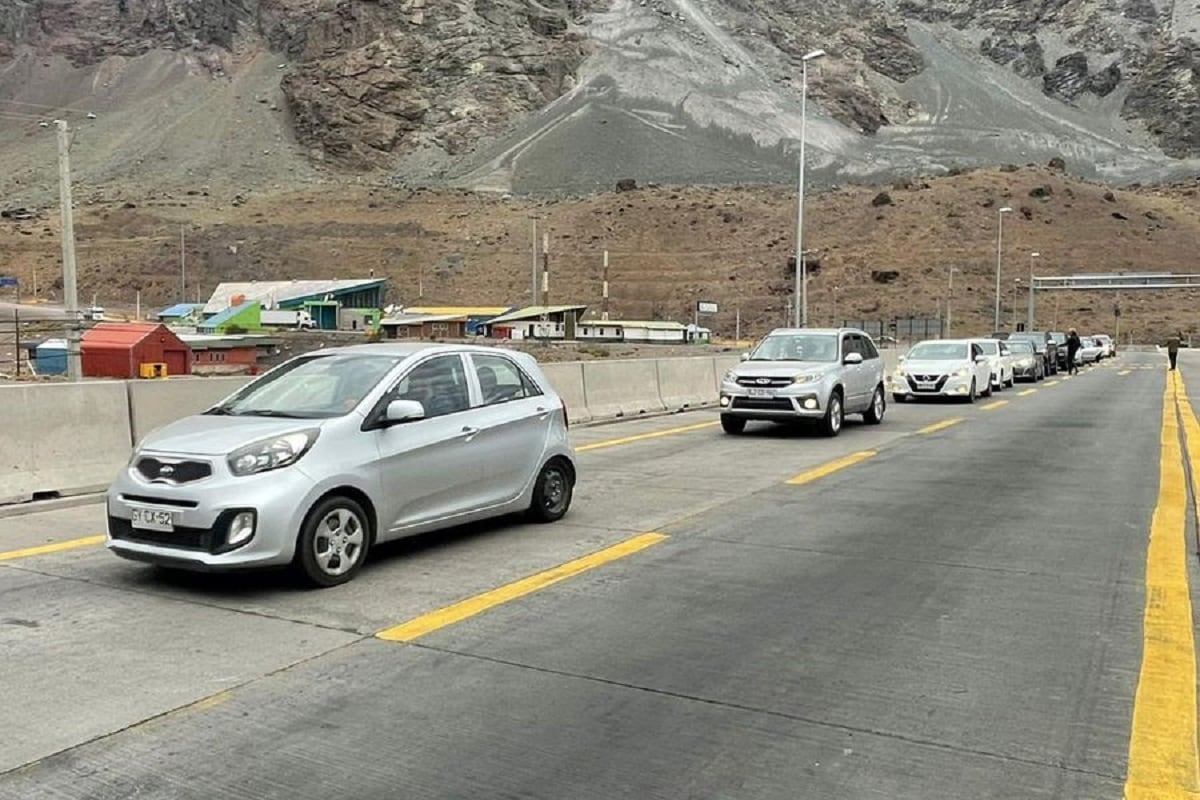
<box><xmin>0</xmin><ymin>351</ymin><xmax>1195</xmax><ymax>799</ymax></box>
<box><xmin>0</xmin><ymin>301</ymin><xmax>70</xmax><ymax>322</ymax></box>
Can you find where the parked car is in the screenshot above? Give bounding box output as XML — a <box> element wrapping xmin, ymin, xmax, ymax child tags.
<box><xmin>971</xmin><ymin>337</ymin><xmax>1015</xmax><ymax>391</ymax></box>
<box><xmin>1009</xmin><ymin>332</ymin><xmax>1057</xmax><ymax>376</ymax></box>
<box><xmin>719</xmin><ymin>327</ymin><xmax>887</xmax><ymax>436</ymax></box>
<box><xmin>105</xmin><ymin>344</ymin><xmax>577</xmax><ymax>587</ymax></box>
<box><xmin>1048</xmin><ymin>331</ymin><xmax>1070</xmax><ymax>370</ymax></box>
<box><xmin>1006</xmin><ymin>339</ymin><xmax>1044</xmax><ymax>382</ymax></box>
<box><xmin>1075</xmin><ymin>336</ymin><xmax>1104</xmax><ymax>365</ymax></box>
<box><xmin>889</xmin><ymin>339</ymin><xmax>993</xmax><ymax>403</ymax></box>
<box><xmin>1094</xmin><ymin>334</ymin><xmax>1115</xmax><ymax>358</ymax></box>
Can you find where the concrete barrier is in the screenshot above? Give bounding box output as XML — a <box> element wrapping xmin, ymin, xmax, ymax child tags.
<box><xmin>582</xmin><ymin>359</ymin><xmax>665</xmax><ymax>419</ymax></box>
<box><xmin>540</xmin><ymin>362</ymin><xmax>592</xmax><ymax>424</ymax></box>
<box><xmin>0</xmin><ymin>381</ymin><xmax>132</xmax><ymax>505</ymax></box>
<box><xmin>127</xmin><ymin>376</ymin><xmax>253</xmax><ymax>446</ymax></box>
<box><xmin>712</xmin><ymin>355</ymin><xmax>741</xmax><ymax>392</ymax></box>
<box><xmin>656</xmin><ymin>357</ymin><xmax>717</xmax><ymax>412</ymax></box>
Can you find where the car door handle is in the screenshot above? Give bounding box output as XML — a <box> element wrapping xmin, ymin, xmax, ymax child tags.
<box><xmin>535</xmin><ymin>405</ymin><xmax>551</xmax><ymax>419</ymax></box>
<box><xmin>460</xmin><ymin>426</ymin><xmax>480</xmax><ymax>440</ymax></box>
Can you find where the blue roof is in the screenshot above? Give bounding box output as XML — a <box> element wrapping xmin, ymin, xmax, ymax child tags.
<box><xmin>159</xmin><ymin>303</ymin><xmax>203</xmax><ymax>317</ymax></box>
<box><xmin>200</xmin><ymin>302</ymin><xmax>258</xmax><ymax>329</ymax></box>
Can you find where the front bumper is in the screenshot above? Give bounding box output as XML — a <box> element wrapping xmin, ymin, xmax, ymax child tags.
<box><xmin>888</xmin><ymin>373</ymin><xmax>975</xmax><ymax>398</ymax></box>
<box><xmin>719</xmin><ymin>382</ymin><xmax>826</xmax><ymax>420</ymax></box>
<box><xmin>1012</xmin><ymin>361</ymin><xmax>1038</xmax><ymax>378</ymax></box>
<box><xmin>105</xmin><ymin>455</ymin><xmax>320</xmax><ymax>571</ymax></box>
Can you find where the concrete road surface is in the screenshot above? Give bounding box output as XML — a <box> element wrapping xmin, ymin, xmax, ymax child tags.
<box><xmin>0</xmin><ymin>301</ymin><xmax>69</xmax><ymax>322</ymax></box>
<box><xmin>0</xmin><ymin>351</ymin><xmax>1196</xmax><ymax>799</ymax></box>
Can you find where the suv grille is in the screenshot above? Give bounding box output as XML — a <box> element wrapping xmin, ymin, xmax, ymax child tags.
<box><xmin>735</xmin><ymin>376</ymin><xmax>793</xmax><ymax>387</ymax></box>
<box><xmin>732</xmin><ymin>397</ymin><xmax>795</xmax><ymax>411</ymax></box>
<box><xmin>135</xmin><ymin>457</ymin><xmax>212</xmax><ymax>484</ymax></box>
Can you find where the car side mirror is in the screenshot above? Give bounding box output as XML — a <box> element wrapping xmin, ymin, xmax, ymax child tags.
<box><xmin>843</xmin><ymin>352</ymin><xmax>864</xmax><ymax>365</ymax></box>
<box><xmin>898</xmin><ymin>355</ymin><xmax>906</xmax><ymax>363</ymax></box>
<box><xmin>974</xmin><ymin>355</ymin><xmax>988</xmax><ymax>363</ymax></box>
<box><xmin>384</xmin><ymin>399</ymin><xmax>425</xmax><ymax>424</ymax></box>
<box><xmin>740</xmin><ymin>352</ymin><xmax>751</xmax><ymax>362</ymax></box>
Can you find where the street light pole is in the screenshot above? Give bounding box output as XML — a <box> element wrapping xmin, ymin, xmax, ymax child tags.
<box><xmin>1027</xmin><ymin>251</ymin><xmax>1039</xmax><ymax>331</ymax></box>
<box><xmin>832</xmin><ymin>284</ymin><xmax>840</xmax><ymax>327</ymax></box>
<box><xmin>794</xmin><ymin>47</ymin><xmax>826</xmax><ymax>329</ymax></box>
<box><xmin>946</xmin><ymin>267</ymin><xmax>959</xmax><ymax>337</ymax></box>
<box><xmin>994</xmin><ymin>207</ymin><xmax>1013</xmax><ymax>330</ymax></box>
<box><xmin>1012</xmin><ymin>278</ymin><xmax>1021</xmax><ymax>328</ymax></box>
<box><xmin>56</xmin><ymin>119</ymin><xmax>81</xmax><ymax>382</ymax></box>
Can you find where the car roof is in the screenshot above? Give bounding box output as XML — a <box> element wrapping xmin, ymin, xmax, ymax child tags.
<box><xmin>765</xmin><ymin>327</ymin><xmax>865</xmax><ymax>335</ymax></box>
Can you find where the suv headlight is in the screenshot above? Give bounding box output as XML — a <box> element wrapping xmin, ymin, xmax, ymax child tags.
<box><xmin>793</xmin><ymin>372</ymin><xmax>825</xmax><ymax>384</ymax></box>
<box><xmin>952</xmin><ymin>366</ymin><xmax>971</xmax><ymax>377</ymax></box>
<box><xmin>227</xmin><ymin>429</ymin><xmax>319</xmax><ymax>477</ymax></box>
<box><xmin>723</xmin><ymin>370</ymin><xmax>738</xmax><ymax>384</ymax></box>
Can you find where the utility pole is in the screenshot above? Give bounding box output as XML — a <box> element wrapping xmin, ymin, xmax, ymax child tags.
<box><xmin>540</xmin><ymin>232</ymin><xmax>550</xmax><ymax>320</ymax></box>
<box><xmin>945</xmin><ymin>267</ymin><xmax>958</xmax><ymax>337</ymax></box>
<box><xmin>180</xmin><ymin>225</ymin><xmax>186</xmax><ymax>303</ymax></box>
<box><xmin>736</xmin><ymin>307</ymin><xmax>741</xmax><ymax>342</ymax></box>
<box><xmin>1027</xmin><ymin>251</ymin><xmax>1039</xmax><ymax>331</ymax></box>
<box><xmin>601</xmin><ymin>250</ymin><xmax>610</xmax><ymax>321</ymax></box>
<box><xmin>531</xmin><ymin>218</ymin><xmax>539</xmax><ymax>307</ymax></box>
<box><xmin>56</xmin><ymin>120</ymin><xmax>81</xmax><ymax>382</ymax></box>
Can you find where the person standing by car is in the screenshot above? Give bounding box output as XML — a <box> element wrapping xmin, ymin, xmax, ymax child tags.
<box><xmin>1066</xmin><ymin>328</ymin><xmax>1082</xmax><ymax>375</ymax></box>
<box><xmin>1167</xmin><ymin>330</ymin><xmax>1182</xmax><ymax>370</ymax></box>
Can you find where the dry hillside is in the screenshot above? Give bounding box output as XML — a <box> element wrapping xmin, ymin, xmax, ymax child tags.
<box><xmin>3</xmin><ymin>164</ymin><xmax>1200</xmax><ymax>342</ymax></box>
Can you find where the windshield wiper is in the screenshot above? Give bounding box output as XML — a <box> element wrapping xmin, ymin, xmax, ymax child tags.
<box><xmin>237</xmin><ymin>410</ymin><xmax>313</xmax><ymax>419</ymax></box>
<box><xmin>204</xmin><ymin>405</ymin><xmax>237</xmax><ymax>415</ymax></box>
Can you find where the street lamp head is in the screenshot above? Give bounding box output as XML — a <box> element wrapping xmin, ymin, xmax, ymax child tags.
<box><xmin>802</xmin><ymin>49</ymin><xmax>827</xmax><ymax>61</ymax></box>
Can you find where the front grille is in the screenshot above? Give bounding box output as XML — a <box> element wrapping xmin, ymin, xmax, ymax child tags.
<box><xmin>108</xmin><ymin>516</ymin><xmax>215</xmax><ymax>551</ymax></box>
<box><xmin>732</xmin><ymin>397</ymin><xmax>794</xmax><ymax>411</ymax></box>
<box><xmin>120</xmin><ymin>494</ymin><xmax>200</xmax><ymax>509</ymax></box>
<box><xmin>135</xmin><ymin>457</ymin><xmax>212</xmax><ymax>484</ymax></box>
<box><xmin>735</xmin><ymin>376</ymin><xmax>793</xmax><ymax>387</ymax></box>
<box><xmin>907</xmin><ymin>375</ymin><xmax>949</xmax><ymax>392</ymax></box>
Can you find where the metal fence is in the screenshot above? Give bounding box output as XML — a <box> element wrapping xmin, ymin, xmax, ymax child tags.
<box><xmin>0</xmin><ymin>313</ymin><xmax>67</xmax><ymax>378</ymax></box>
<box><xmin>841</xmin><ymin>317</ymin><xmax>942</xmax><ymax>342</ymax></box>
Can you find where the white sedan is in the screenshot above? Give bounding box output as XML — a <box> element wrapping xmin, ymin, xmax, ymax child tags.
<box><xmin>889</xmin><ymin>339</ymin><xmax>994</xmax><ymax>403</ymax></box>
<box><xmin>1075</xmin><ymin>337</ymin><xmax>1104</xmax><ymax>365</ymax></box>
<box><xmin>971</xmin><ymin>338</ymin><xmax>1015</xmax><ymax>391</ymax></box>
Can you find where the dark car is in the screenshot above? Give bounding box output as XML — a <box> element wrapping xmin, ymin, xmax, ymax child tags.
<box><xmin>1011</xmin><ymin>331</ymin><xmax>1058</xmax><ymax>375</ymax></box>
<box><xmin>1047</xmin><ymin>331</ymin><xmax>1070</xmax><ymax>370</ymax></box>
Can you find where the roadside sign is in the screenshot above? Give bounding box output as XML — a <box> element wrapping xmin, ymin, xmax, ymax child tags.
<box><xmin>697</xmin><ymin>301</ymin><xmax>718</xmax><ymax>315</ymax></box>
<box><xmin>0</xmin><ymin>277</ymin><xmax>17</xmax><ymax>288</ymax></box>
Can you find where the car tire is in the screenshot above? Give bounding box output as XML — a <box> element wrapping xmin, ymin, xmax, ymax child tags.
<box><xmin>863</xmin><ymin>385</ymin><xmax>886</xmax><ymax>425</ymax></box>
<box><xmin>820</xmin><ymin>389</ymin><xmax>844</xmax><ymax>437</ymax></box>
<box><xmin>965</xmin><ymin>379</ymin><xmax>977</xmax><ymax>403</ymax></box>
<box><xmin>528</xmin><ymin>458</ymin><xmax>574</xmax><ymax>523</ymax></box>
<box><xmin>893</xmin><ymin>393</ymin><xmax>908</xmax><ymax>403</ymax></box>
<box><xmin>295</xmin><ymin>495</ymin><xmax>371</xmax><ymax>588</ymax></box>
<box><xmin>721</xmin><ymin>414</ymin><xmax>746</xmax><ymax>434</ymax></box>
<box><xmin>982</xmin><ymin>378</ymin><xmax>993</xmax><ymax>398</ymax></box>
<box><xmin>1005</xmin><ymin>375</ymin><xmax>1015</xmax><ymax>388</ymax></box>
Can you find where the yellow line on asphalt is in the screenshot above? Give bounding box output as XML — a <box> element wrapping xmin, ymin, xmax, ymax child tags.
<box><xmin>575</xmin><ymin>421</ymin><xmax>719</xmax><ymax>452</ymax></box>
<box><xmin>1119</xmin><ymin>370</ymin><xmax>1132</xmax><ymax>376</ymax></box>
<box><xmin>918</xmin><ymin>418</ymin><xmax>962</xmax><ymax>435</ymax></box>
<box><xmin>980</xmin><ymin>400</ymin><xmax>1009</xmax><ymax>411</ymax></box>
<box><xmin>1045</xmin><ymin>380</ymin><xmax>1061</xmax><ymax>387</ymax></box>
<box><xmin>1018</xmin><ymin>389</ymin><xmax>1037</xmax><ymax>397</ymax></box>
<box><xmin>376</xmin><ymin>532</ymin><xmax>669</xmax><ymax>643</ymax></box>
<box><xmin>0</xmin><ymin>534</ymin><xmax>105</xmax><ymax>562</ymax></box>
<box><xmin>1122</xmin><ymin>371</ymin><xmax>1200</xmax><ymax>800</ymax></box>
<box><xmin>786</xmin><ymin>451</ymin><xmax>877</xmax><ymax>486</ymax></box>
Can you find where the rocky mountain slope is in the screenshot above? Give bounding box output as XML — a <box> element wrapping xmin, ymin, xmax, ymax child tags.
<box><xmin>2</xmin><ymin>0</ymin><xmax>1200</xmax><ymax>198</ymax></box>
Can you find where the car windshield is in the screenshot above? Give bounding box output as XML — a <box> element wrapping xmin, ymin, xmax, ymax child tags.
<box><xmin>750</xmin><ymin>333</ymin><xmax>839</xmax><ymax>362</ymax></box>
<box><xmin>907</xmin><ymin>342</ymin><xmax>968</xmax><ymax>360</ymax></box>
<box><xmin>209</xmin><ymin>353</ymin><xmax>403</xmax><ymax>418</ymax></box>
<box><xmin>1008</xmin><ymin>341</ymin><xmax>1034</xmax><ymax>354</ymax></box>
<box><xmin>976</xmin><ymin>341</ymin><xmax>999</xmax><ymax>354</ymax></box>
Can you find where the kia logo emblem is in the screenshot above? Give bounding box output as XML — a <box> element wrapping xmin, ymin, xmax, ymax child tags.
<box><xmin>159</xmin><ymin>465</ymin><xmax>175</xmax><ymax>476</ymax></box>
<box><xmin>756</xmin><ymin>378</ymin><xmax>771</xmax><ymax>385</ymax></box>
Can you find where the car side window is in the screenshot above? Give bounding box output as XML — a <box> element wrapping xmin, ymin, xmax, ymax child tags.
<box><xmin>389</xmin><ymin>355</ymin><xmax>470</xmax><ymax>418</ymax></box>
<box><xmin>842</xmin><ymin>335</ymin><xmax>856</xmax><ymax>359</ymax></box>
<box><xmin>472</xmin><ymin>354</ymin><xmax>542</xmax><ymax>406</ymax></box>
<box><xmin>859</xmin><ymin>335</ymin><xmax>879</xmax><ymax>359</ymax></box>
<box><xmin>971</xmin><ymin>343</ymin><xmax>982</xmax><ymax>358</ymax></box>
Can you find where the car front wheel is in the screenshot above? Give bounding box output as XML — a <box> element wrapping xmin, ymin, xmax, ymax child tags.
<box><xmin>864</xmin><ymin>385</ymin><xmax>885</xmax><ymax>424</ymax></box>
<box><xmin>821</xmin><ymin>390</ymin><xmax>844</xmax><ymax>436</ymax></box>
<box><xmin>721</xmin><ymin>414</ymin><xmax>746</xmax><ymax>434</ymax></box>
<box><xmin>295</xmin><ymin>495</ymin><xmax>371</xmax><ymax>588</ymax></box>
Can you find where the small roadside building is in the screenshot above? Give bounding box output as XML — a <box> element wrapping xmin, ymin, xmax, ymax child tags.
<box><xmin>379</xmin><ymin>312</ymin><xmax>470</xmax><ymax>340</ymax></box>
<box><xmin>197</xmin><ymin>302</ymin><xmax>262</xmax><ymax>334</ymax></box>
<box><xmin>157</xmin><ymin>303</ymin><xmax>204</xmax><ymax>324</ymax></box>
<box><xmin>487</xmin><ymin>305</ymin><xmax>588</xmax><ymax>340</ymax></box>
<box><xmin>202</xmin><ymin>278</ymin><xmax>387</xmax><ymax>331</ymax></box>
<box><xmin>81</xmin><ymin>323</ymin><xmax>192</xmax><ymax>379</ymax></box>
<box><xmin>181</xmin><ymin>334</ymin><xmax>281</xmax><ymax>375</ymax></box>
<box><xmin>401</xmin><ymin>306</ymin><xmax>511</xmax><ymax>336</ymax></box>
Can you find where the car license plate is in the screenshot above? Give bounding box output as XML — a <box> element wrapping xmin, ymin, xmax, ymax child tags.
<box><xmin>917</xmin><ymin>382</ymin><xmax>935</xmax><ymax>391</ymax></box>
<box><xmin>130</xmin><ymin>507</ymin><xmax>177</xmax><ymax>532</ymax></box>
<box><xmin>747</xmin><ymin>387</ymin><xmax>775</xmax><ymax>398</ymax></box>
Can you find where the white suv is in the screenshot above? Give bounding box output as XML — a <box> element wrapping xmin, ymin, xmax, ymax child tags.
<box><xmin>719</xmin><ymin>328</ymin><xmax>887</xmax><ymax>437</ymax></box>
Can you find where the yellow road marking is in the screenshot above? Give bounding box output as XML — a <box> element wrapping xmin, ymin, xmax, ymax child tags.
<box><xmin>1120</xmin><ymin>370</ymin><xmax>1132</xmax><ymax>376</ymax></box>
<box><xmin>0</xmin><ymin>534</ymin><xmax>105</xmax><ymax>562</ymax></box>
<box><xmin>786</xmin><ymin>451</ymin><xmax>877</xmax><ymax>486</ymax></box>
<box><xmin>980</xmin><ymin>400</ymin><xmax>1009</xmax><ymax>411</ymax></box>
<box><xmin>1045</xmin><ymin>380</ymin><xmax>1061</xmax><ymax>387</ymax></box>
<box><xmin>575</xmin><ymin>421</ymin><xmax>718</xmax><ymax>452</ymax></box>
<box><xmin>376</xmin><ymin>532</ymin><xmax>668</xmax><ymax>643</ymax></box>
<box><xmin>1018</xmin><ymin>389</ymin><xmax>1037</xmax><ymax>397</ymax></box>
<box><xmin>1123</xmin><ymin>371</ymin><xmax>1200</xmax><ymax>799</ymax></box>
<box><xmin>918</xmin><ymin>418</ymin><xmax>962</xmax><ymax>435</ymax></box>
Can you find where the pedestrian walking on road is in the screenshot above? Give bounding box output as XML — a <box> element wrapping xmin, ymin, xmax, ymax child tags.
<box><xmin>1066</xmin><ymin>328</ymin><xmax>1081</xmax><ymax>375</ymax></box>
<box><xmin>1167</xmin><ymin>330</ymin><xmax>1181</xmax><ymax>371</ymax></box>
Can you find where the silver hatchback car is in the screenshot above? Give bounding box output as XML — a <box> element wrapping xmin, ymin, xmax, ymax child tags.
<box><xmin>719</xmin><ymin>327</ymin><xmax>887</xmax><ymax>436</ymax></box>
<box><xmin>105</xmin><ymin>343</ymin><xmax>577</xmax><ymax>587</ymax></box>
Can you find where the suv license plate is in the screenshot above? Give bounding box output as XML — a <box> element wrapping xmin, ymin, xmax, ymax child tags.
<box><xmin>747</xmin><ymin>387</ymin><xmax>775</xmax><ymax>398</ymax></box>
<box><xmin>130</xmin><ymin>508</ymin><xmax>177</xmax><ymax>532</ymax></box>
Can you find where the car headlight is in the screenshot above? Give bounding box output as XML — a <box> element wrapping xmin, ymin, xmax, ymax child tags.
<box><xmin>894</xmin><ymin>367</ymin><xmax>907</xmax><ymax>377</ymax></box>
<box><xmin>227</xmin><ymin>429</ymin><xmax>319</xmax><ymax>477</ymax></box>
<box><xmin>952</xmin><ymin>366</ymin><xmax>971</xmax><ymax>377</ymax></box>
<box><xmin>723</xmin><ymin>370</ymin><xmax>738</xmax><ymax>384</ymax></box>
<box><xmin>793</xmin><ymin>372</ymin><xmax>825</xmax><ymax>384</ymax></box>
